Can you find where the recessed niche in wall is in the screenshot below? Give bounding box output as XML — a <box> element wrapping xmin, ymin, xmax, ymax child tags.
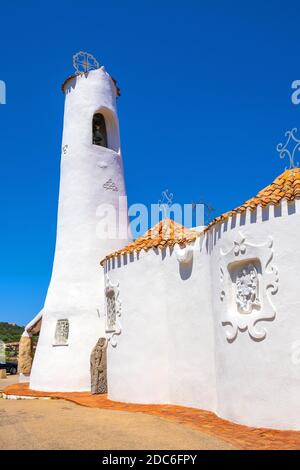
<box><xmin>93</xmin><ymin>113</ymin><xmax>108</xmax><ymax>148</ymax></box>
<box><xmin>92</xmin><ymin>108</ymin><xmax>120</xmax><ymax>153</ymax></box>
<box><xmin>228</xmin><ymin>258</ymin><xmax>262</xmax><ymax>315</ymax></box>
<box><xmin>53</xmin><ymin>319</ymin><xmax>69</xmax><ymax>346</ymax></box>
<box><xmin>104</xmin><ymin>275</ymin><xmax>122</xmax><ymax>347</ymax></box>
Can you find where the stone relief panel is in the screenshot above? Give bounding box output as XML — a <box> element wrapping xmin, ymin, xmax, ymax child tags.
<box><xmin>232</xmin><ymin>262</ymin><xmax>261</xmax><ymax>315</ymax></box>
<box><xmin>219</xmin><ymin>231</ymin><xmax>279</xmax><ymax>342</ymax></box>
<box><xmin>105</xmin><ymin>275</ymin><xmax>121</xmax><ymax>347</ymax></box>
<box><xmin>106</xmin><ymin>288</ymin><xmax>117</xmax><ymax>331</ymax></box>
<box><xmin>174</xmin><ymin>244</ymin><xmax>194</xmax><ymax>264</ymax></box>
<box><xmin>18</xmin><ymin>334</ymin><xmax>33</xmax><ymax>375</ymax></box>
<box><xmin>90</xmin><ymin>337</ymin><xmax>107</xmax><ymax>394</ymax></box>
<box><xmin>53</xmin><ymin>319</ymin><xmax>69</xmax><ymax>346</ymax></box>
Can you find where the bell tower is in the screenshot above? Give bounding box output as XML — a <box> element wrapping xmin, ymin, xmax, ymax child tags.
<box><xmin>29</xmin><ymin>55</ymin><xmax>131</xmax><ymax>391</ymax></box>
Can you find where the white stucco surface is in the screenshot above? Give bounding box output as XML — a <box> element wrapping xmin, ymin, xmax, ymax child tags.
<box><xmin>25</xmin><ymin>64</ymin><xmax>300</xmax><ymax>431</ymax></box>
<box><xmin>30</xmin><ymin>68</ymin><xmax>131</xmax><ymax>391</ymax></box>
<box><xmin>211</xmin><ymin>200</ymin><xmax>300</xmax><ymax>430</ymax></box>
<box><xmin>106</xmin><ymin>238</ymin><xmax>217</xmax><ymax>412</ymax></box>
<box><xmin>106</xmin><ymin>199</ymin><xmax>300</xmax><ymax>430</ymax></box>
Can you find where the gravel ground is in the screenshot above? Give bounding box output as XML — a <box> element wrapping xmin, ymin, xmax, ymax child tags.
<box><xmin>0</xmin><ymin>397</ymin><xmax>236</xmax><ymax>450</ymax></box>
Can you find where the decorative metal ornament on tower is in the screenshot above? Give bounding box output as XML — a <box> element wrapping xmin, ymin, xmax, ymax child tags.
<box><xmin>158</xmin><ymin>189</ymin><xmax>174</xmax><ymax>219</ymax></box>
<box><xmin>72</xmin><ymin>51</ymin><xmax>100</xmax><ymax>74</ymax></box>
<box><xmin>276</xmin><ymin>128</ymin><xmax>300</xmax><ymax>170</ymax></box>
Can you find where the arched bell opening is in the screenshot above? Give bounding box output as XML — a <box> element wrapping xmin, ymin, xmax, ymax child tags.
<box><xmin>92</xmin><ymin>108</ymin><xmax>120</xmax><ymax>153</ymax></box>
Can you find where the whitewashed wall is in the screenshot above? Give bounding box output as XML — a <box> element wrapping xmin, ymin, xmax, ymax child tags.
<box><xmin>211</xmin><ymin>199</ymin><xmax>300</xmax><ymax>430</ymax></box>
<box><xmin>106</xmin><ymin>199</ymin><xmax>300</xmax><ymax>430</ymax></box>
<box><xmin>30</xmin><ymin>68</ymin><xmax>131</xmax><ymax>392</ymax></box>
<box><xmin>106</xmin><ymin>237</ymin><xmax>217</xmax><ymax>412</ymax></box>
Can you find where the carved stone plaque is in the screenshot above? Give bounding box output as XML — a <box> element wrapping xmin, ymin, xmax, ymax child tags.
<box><xmin>18</xmin><ymin>335</ymin><xmax>33</xmax><ymax>375</ymax></box>
<box><xmin>90</xmin><ymin>337</ymin><xmax>107</xmax><ymax>394</ymax></box>
<box><xmin>105</xmin><ymin>275</ymin><xmax>121</xmax><ymax>347</ymax></box>
<box><xmin>54</xmin><ymin>319</ymin><xmax>69</xmax><ymax>346</ymax></box>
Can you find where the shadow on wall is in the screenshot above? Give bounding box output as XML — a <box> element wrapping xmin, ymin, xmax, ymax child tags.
<box><xmin>106</xmin><ymin>241</ymin><xmax>204</xmax><ymax>281</ymax></box>
<box><xmin>179</xmin><ymin>256</ymin><xmax>193</xmax><ymax>280</ymax></box>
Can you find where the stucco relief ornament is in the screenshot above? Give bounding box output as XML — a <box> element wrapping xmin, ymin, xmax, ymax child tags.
<box><xmin>105</xmin><ymin>275</ymin><xmax>122</xmax><ymax>347</ymax></box>
<box><xmin>219</xmin><ymin>231</ymin><xmax>279</xmax><ymax>342</ymax></box>
<box><xmin>103</xmin><ymin>178</ymin><xmax>118</xmax><ymax>191</ymax></box>
<box><xmin>62</xmin><ymin>144</ymin><xmax>68</xmax><ymax>156</ymax></box>
<box><xmin>175</xmin><ymin>244</ymin><xmax>194</xmax><ymax>263</ymax></box>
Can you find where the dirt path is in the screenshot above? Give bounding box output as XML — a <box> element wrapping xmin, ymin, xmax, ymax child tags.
<box><xmin>0</xmin><ymin>397</ymin><xmax>236</xmax><ymax>450</ymax></box>
<box><xmin>0</xmin><ymin>374</ymin><xmax>19</xmax><ymax>391</ymax></box>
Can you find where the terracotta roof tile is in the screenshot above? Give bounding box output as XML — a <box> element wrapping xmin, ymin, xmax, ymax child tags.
<box><xmin>100</xmin><ymin>219</ymin><xmax>200</xmax><ymax>265</ymax></box>
<box><xmin>101</xmin><ymin>169</ymin><xmax>300</xmax><ymax>265</ymax></box>
<box><xmin>206</xmin><ymin>168</ymin><xmax>300</xmax><ymax>230</ymax></box>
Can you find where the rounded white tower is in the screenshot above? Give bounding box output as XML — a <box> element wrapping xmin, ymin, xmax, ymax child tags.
<box><xmin>30</xmin><ymin>65</ymin><xmax>131</xmax><ymax>391</ymax></box>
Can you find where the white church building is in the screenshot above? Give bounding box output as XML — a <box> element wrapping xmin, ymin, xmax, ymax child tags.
<box><xmin>19</xmin><ymin>56</ymin><xmax>300</xmax><ymax>431</ymax></box>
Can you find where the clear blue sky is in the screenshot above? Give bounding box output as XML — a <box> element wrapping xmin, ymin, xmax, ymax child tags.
<box><xmin>0</xmin><ymin>0</ymin><xmax>299</xmax><ymax>326</ymax></box>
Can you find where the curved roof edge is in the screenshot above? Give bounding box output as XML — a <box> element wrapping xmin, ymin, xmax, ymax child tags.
<box><xmin>24</xmin><ymin>309</ymin><xmax>43</xmax><ymax>336</ymax></box>
<box><xmin>101</xmin><ymin>169</ymin><xmax>300</xmax><ymax>266</ymax></box>
<box><xmin>100</xmin><ymin>219</ymin><xmax>201</xmax><ymax>266</ymax></box>
<box><xmin>205</xmin><ymin>168</ymin><xmax>300</xmax><ymax>231</ymax></box>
